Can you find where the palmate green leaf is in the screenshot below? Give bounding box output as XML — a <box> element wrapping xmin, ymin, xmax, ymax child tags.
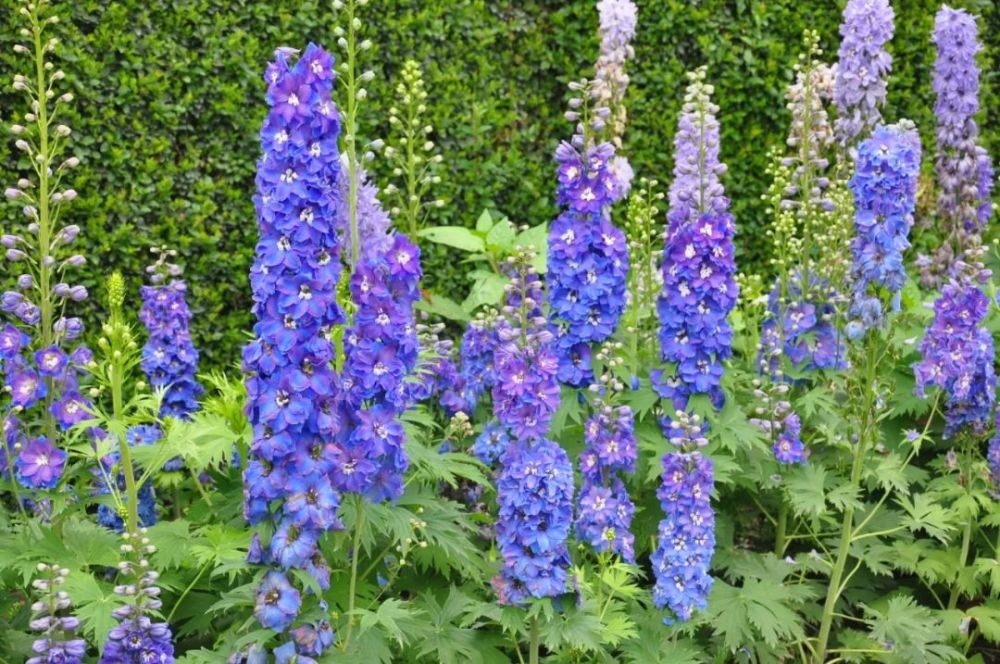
<box><xmin>413</xmin><ymin>588</ymin><xmax>505</xmax><ymax>664</ymax></box>
<box><xmin>147</xmin><ymin>519</ymin><xmax>194</xmax><ymax>570</ymax></box>
<box><xmin>355</xmin><ymin>597</ymin><xmax>428</xmax><ymax>647</ymax></box>
<box><xmin>415</xmin><ymin>291</ymin><xmax>471</xmax><ymax>322</ymax></box>
<box><xmin>862</xmin><ymin>595</ymin><xmax>964</xmax><ymax>664</ymax></box>
<box><xmin>704</xmin><ymin>577</ymin><xmax>805</xmax><ymax>652</ymax></box>
<box><xmin>190</xmin><ymin>525</ymin><xmax>248</xmax><ymax>571</ymax></box>
<box><xmin>540</xmin><ymin>598</ymin><xmax>604</xmax><ymax>654</ymax></box>
<box><xmin>406</xmin><ymin>438</ymin><xmax>491</xmax><ymax>489</ymax></box>
<box><xmin>69</xmin><ymin>575</ymin><xmax>125</xmax><ymax>650</ymax></box>
<box><xmin>973</xmin><ymin>556</ymin><xmax>1000</xmax><ymax>597</ymax></box>
<box><xmin>783</xmin><ymin>465</ymin><xmax>828</xmax><ymax>516</ymax></box>
<box><xmin>711</xmin><ymin>398</ymin><xmax>767</xmax><ymax>454</ymax></box>
<box><xmin>131</xmin><ymin>412</ymin><xmax>240</xmax><ymax>476</ymax></box>
<box><xmin>969</xmin><ymin>601</ymin><xmax>1000</xmax><ymax>644</ymax></box>
<box><xmin>796</xmin><ymin>385</ymin><xmax>837</xmax><ymax>420</ymax></box>
<box><xmin>485</xmin><ymin>216</ymin><xmax>517</xmax><ymax>253</ymax></box>
<box><xmin>896</xmin><ymin>493</ymin><xmax>956</xmax><ymax>543</ymax></box>
<box><xmin>462</xmin><ymin>269</ymin><xmax>508</xmax><ymax>311</ymax></box>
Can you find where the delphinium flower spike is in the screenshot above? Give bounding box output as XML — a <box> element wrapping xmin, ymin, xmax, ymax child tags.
<box><xmin>988</xmin><ymin>417</ymin><xmax>1000</xmax><ymax>497</ymax></box>
<box><xmin>913</xmin><ymin>253</ymin><xmax>995</xmax><ymax>438</ymax></box>
<box><xmin>650</xmin><ymin>68</ymin><xmax>730</xmax><ymax>621</ymax></box>
<box><xmin>491</xmin><ymin>249</ymin><xmax>573</xmax><ymax>605</ymax></box>
<box><xmin>593</xmin><ymin>0</ymin><xmax>638</xmax><ymax>194</ymax></box>
<box><xmin>383</xmin><ymin>59</ymin><xmax>445</xmax><ymax>237</ymax></box>
<box><xmin>845</xmin><ymin>122</ymin><xmax>921</xmax><ymax>339</ymax></box>
<box><xmin>575</xmin><ymin>341</ymin><xmax>636</xmax><ymax>561</ymax></box>
<box><xmin>441</xmin><ymin>308</ymin><xmax>500</xmax><ymax>418</ymax></box>
<box><xmin>651</xmin><ymin>411</ymin><xmax>714</xmax><ymax>624</ymax></box>
<box><xmin>334</xmin><ymin>232</ymin><xmax>421</xmax><ymax>502</ymax></box>
<box><xmin>548</xmin><ymin>79</ymin><xmax>630</xmax><ymax>387</ymax></box>
<box><xmin>919</xmin><ymin>6</ymin><xmax>993</xmax><ymax>284</ymax></box>
<box><xmin>833</xmin><ymin>0</ymin><xmax>895</xmax><ymax>150</ymax></box>
<box><xmin>242</xmin><ymin>44</ymin><xmax>344</xmax><ymax>637</ymax></box>
<box><xmin>3</xmin><ymin>0</ymin><xmax>94</xmax><ymax>500</ymax></box>
<box><xmin>100</xmin><ymin>529</ymin><xmax>175</xmax><ymax>663</ymax></box>
<box><xmin>139</xmin><ymin>246</ymin><xmax>205</xmax><ymax>422</ymax></box>
<box><xmin>651</xmin><ymin>67</ymin><xmax>737</xmax><ymax>412</ymax></box>
<box><xmin>27</xmin><ymin>563</ymin><xmax>85</xmax><ymax>664</ymax></box>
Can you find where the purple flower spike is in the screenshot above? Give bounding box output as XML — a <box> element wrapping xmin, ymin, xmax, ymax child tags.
<box><xmin>834</xmin><ymin>0</ymin><xmax>895</xmax><ymax>147</ymax></box>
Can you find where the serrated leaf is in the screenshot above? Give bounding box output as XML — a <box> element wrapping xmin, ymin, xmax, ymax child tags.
<box><xmin>147</xmin><ymin>519</ymin><xmax>193</xmax><ymax>569</ymax></box>
<box><xmin>783</xmin><ymin>465</ymin><xmax>827</xmax><ymax>516</ymax></box>
<box><xmin>969</xmin><ymin>602</ymin><xmax>1000</xmax><ymax>643</ymax></box>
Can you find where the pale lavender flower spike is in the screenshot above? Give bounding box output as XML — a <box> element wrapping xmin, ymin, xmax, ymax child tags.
<box><xmin>834</xmin><ymin>0</ymin><xmax>895</xmax><ymax>148</ymax></box>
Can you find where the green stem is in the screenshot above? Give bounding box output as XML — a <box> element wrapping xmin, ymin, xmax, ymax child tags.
<box><xmin>166</xmin><ymin>562</ymin><xmax>209</xmax><ymax>622</ymax></box>
<box><xmin>814</xmin><ymin>337</ymin><xmax>877</xmax><ymax>663</ymax></box>
<box><xmin>947</xmin><ymin>514</ymin><xmax>973</xmax><ymax>610</ymax></box>
<box><xmin>529</xmin><ymin>616</ymin><xmax>540</xmax><ymax>664</ymax></box>
<box><xmin>112</xmin><ymin>356</ymin><xmax>139</xmax><ymax>534</ymax></box>
<box><xmin>775</xmin><ymin>503</ymin><xmax>789</xmax><ymax>557</ymax></box>
<box><xmin>342</xmin><ymin>495</ymin><xmax>365</xmax><ymax>651</ymax></box>
<box><xmin>344</xmin><ymin>0</ymin><xmax>360</xmax><ymax>267</ymax></box>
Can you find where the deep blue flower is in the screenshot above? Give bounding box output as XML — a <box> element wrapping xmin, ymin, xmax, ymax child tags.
<box><xmin>847</xmin><ymin>122</ymin><xmax>921</xmax><ymax>334</ymax></box>
<box><xmin>651</xmin><ymin>415</ymin><xmax>714</xmax><ymax>624</ymax></box>
<box><xmin>139</xmin><ymin>279</ymin><xmax>205</xmax><ymax>420</ymax></box>
<box><xmin>254</xmin><ymin>571</ymin><xmax>302</xmax><ymax>633</ymax></box>
<box><xmin>244</xmin><ymin>44</ymin><xmax>346</xmax><ymax>634</ymax></box>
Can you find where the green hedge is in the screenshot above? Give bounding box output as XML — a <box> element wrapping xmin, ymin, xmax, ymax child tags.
<box><xmin>1</xmin><ymin>0</ymin><xmax>996</xmax><ymax>367</ymax></box>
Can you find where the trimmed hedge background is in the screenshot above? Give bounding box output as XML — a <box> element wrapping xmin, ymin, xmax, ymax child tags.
<box><xmin>0</xmin><ymin>0</ymin><xmax>997</xmax><ymax>368</ymax></box>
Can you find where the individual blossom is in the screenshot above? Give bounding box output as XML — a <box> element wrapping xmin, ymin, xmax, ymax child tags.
<box><xmin>15</xmin><ymin>437</ymin><xmax>66</xmax><ymax>490</ymax></box>
<box><xmin>913</xmin><ymin>273</ymin><xmax>995</xmax><ymax>438</ymax></box>
<box><xmin>652</xmin><ymin>68</ymin><xmax>738</xmax><ymax>411</ymax></box>
<box><xmin>846</xmin><ymin>122</ymin><xmax>921</xmax><ymax>338</ymax></box>
<box><xmin>651</xmin><ymin>411</ymin><xmax>715</xmax><ymax>624</ymax></box>
<box><xmin>100</xmin><ymin>530</ymin><xmax>175</xmax><ymax>664</ymax></box>
<box><xmin>26</xmin><ymin>564</ymin><xmax>85</xmax><ymax>664</ymax></box>
<box><xmin>243</xmin><ymin>44</ymin><xmax>345</xmax><ymax>633</ymax></box>
<box><xmin>834</xmin><ymin>0</ymin><xmax>895</xmax><ymax>148</ymax></box>
<box><xmin>255</xmin><ymin>570</ymin><xmax>302</xmax><ymax>633</ymax></box>
<box><xmin>491</xmin><ymin>250</ymin><xmax>573</xmax><ymax>605</ymax></box>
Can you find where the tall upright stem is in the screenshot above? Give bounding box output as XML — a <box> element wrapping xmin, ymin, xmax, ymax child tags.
<box><xmin>343</xmin><ymin>494</ymin><xmax>365</xmax><ymax>651</ymax></box>
<box><xmin>528</xmin><ymin>616</ymin><xmax>540</xmax><ymax>664</ymax></box>
<box><xmin>111</xmin><ymin>352</ymin><xmax>139</xmax><ymax>534</ymax></box>
<box><xmin>814</xmin><ymin>339</ymin><xmax>877</xmax><ymax>662</ymax></box>
<box><xmin>344</xmin><ymin>0</ymin><xmax>360</xmax><ymax>268</ymax></box>
<box><xmin>947</xmin><ymin>512</ymin><xmax>973</xmax><ymax>610</ymax></box>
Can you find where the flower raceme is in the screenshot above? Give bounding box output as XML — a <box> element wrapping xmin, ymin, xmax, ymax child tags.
<box><xmin>834</xmin><ymin>0</ymin><xmax>895</xmax><ymax>148</ymax></box>
<box><xmin>846</xmin><ymin>122</ymin><xmax>921</xmax><ymax>338</ymax></box>
<box><xmin>652</xmin><ymin>68</ymin><xmax>737</xmax><ymax>412</ymax></box>
<box><xmin>139</xmin><ymin>276</ymin><xmax>205</xmax><ymax>422</ymax></box>
<box><xmin>491</xmin><ymin>252</ymin><xmax>573</xmax><ymax>605</ymax></box>
<box><xmin>651</xmin><ymin>412</ymin><xmax>715</xmax><ymax>624</ymax></box>
<box><xmin>243</xmin><ymin>44</ymin><xmax>345</xmax><ymax>636</ymax></box>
